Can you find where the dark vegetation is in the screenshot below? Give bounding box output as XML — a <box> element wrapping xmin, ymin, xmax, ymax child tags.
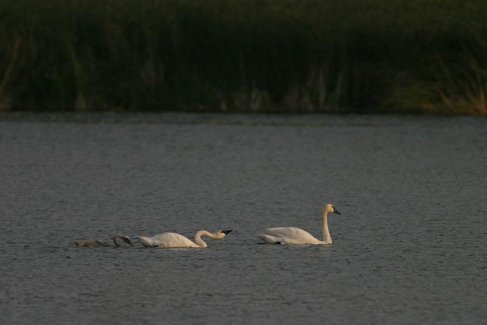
<box><xmin>1</xmin><ymin>0</ymin><xmax>487</xmax><ymax>114</ymax></box>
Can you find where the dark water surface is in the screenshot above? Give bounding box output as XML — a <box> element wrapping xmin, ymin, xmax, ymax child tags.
<box><xmin>0</xmin><ymin>114</ymin><xmax>486</xmax><ymax>324</ymax></box>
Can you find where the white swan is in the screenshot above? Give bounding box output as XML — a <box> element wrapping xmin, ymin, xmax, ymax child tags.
<box><xmin>257</xmin><ymin>203</ymin><xmax>341</xmax><ymax>245</ymax></box>
<box><xmin>137</xmin><ymin>229</ymin><xmax>232</xmax><ymax>248</ymax></box>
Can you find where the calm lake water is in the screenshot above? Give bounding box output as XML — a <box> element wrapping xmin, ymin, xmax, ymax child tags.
<box><xmin>0</xmin><ymin>113</ymin><xmax>486</xmax><ymax>324</ymax></box>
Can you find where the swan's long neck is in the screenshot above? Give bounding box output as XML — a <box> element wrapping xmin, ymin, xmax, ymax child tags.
<box><xmin>322</xmin><ymin>210</ymin><xmax>332</xmax><ymax>244</ymax></box>
<box><xmin>194</xmin><ymin>230</ymin><xmax>218</xmax><ymax>248</ymax></box>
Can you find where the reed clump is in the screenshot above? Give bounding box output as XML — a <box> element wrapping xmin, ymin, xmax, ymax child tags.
<box><xmin>1</xmin><ymin>0</ymin><xmax>487</xmax><ymax>114</ymax></box>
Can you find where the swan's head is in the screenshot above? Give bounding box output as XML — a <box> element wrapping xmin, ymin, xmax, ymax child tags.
<box><xmin>325</xmin><ymin>203</ymin><xmax>341</xmax><ymax>215</ymax></box>
<box><xmin>215</xmin><ymin>229</ymin><xmax>233</xmax><ymax>239</ymax></box>
<box><xmin>112</xmin><ymin>234</ymin><xmax>133</xmax><ymax>246</ymax></box>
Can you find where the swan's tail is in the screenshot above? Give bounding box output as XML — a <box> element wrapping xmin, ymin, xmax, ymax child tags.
<box><xmin>257</xmin><ymin>234</ymin><xmax>283</xmax><ymax>245</ymax></box>
<box><xmin>136</xmin><ymin>236</ymin><xmax>155</xmax><ymax>247</ymax></box>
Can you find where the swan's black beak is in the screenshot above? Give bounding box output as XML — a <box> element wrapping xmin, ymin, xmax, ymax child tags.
<box><xmin>333</xmin><ymin>208</ymin><xmax>342</xmax><ymax>215</ymax></box>
<box><xmin>221</xmin><ymin>229</ymin><xmax>233</xmax><ymax>235</ymax></box>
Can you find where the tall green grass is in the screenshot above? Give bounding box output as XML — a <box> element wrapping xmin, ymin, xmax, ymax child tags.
<box><xmin>1</xmin><ymin>0</ymin><xmax>487</xmax><ymax>114</ymax></box>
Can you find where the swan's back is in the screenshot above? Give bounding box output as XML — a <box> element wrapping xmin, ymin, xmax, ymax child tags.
<box><xmin>263</xmin><ymin>227</ymin><xmax>322</xmax><ymax>244</ymax></box>
<box><xmin>138</xmin><ymin>232</ymin><xmax>199</xmax><ymax>248</ymax></box>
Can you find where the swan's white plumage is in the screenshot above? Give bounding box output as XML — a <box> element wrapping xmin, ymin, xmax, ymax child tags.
<box><xmin>138</xmin><ymin>232</ymin><xmax>200</xmax><ymax>248</ymax></box>
<box><xmin>137</xmin><ymin>229</ymin><xmax>232</xmax><ymax>248</ymax></box>
<box><xmin>261</xmin><ymin>227</ymin><xmax>323</xmax><ymax>245</ymax></box>
<box><xmin>257</xmin><ymin>203</ymin><xmax>341</xmax><ymax>245</ymax></box>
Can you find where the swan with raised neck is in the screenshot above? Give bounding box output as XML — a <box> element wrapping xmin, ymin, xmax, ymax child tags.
<box><xmin>257</xmin><ymin>203</ymin><xmax>341</xmax><ymax>245</ymax></box>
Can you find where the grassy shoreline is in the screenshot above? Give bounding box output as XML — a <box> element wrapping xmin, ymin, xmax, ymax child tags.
<box><xmin>1</xmin><ymin>0</ymin><xmax>487</xmax><ymax>114</ymax></box>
